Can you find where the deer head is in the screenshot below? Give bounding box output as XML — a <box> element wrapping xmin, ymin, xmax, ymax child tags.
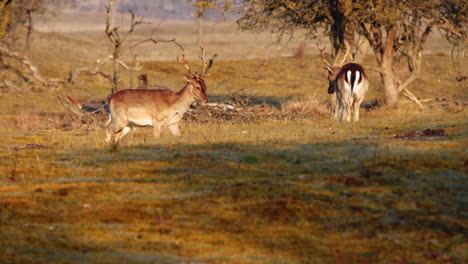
<box><xmin>317</xmin><ymin>42</ymin><xmax>351</xmax><ymax>94</ymax></box>
<box><xmin>177</xmin><ymin>46</ymin><xmax>217</xmax><ymax>103</ymax></box>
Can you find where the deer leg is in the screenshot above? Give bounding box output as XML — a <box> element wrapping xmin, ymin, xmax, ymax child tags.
<box><xmin>111</xmin><ymin>126</ymin><xmax>131</xmax><ymax>148</ymax></box>
<box><xmin>337</xmin><ymin>93</ymin><xmax>349</xmax><ymax>122</ymax></box>
<box><xmin>150</xmin><ymin>115</ymin><xmax>165</xmax><ymax>140</ymax></box>
<box><xmin>105</xmin><ymin>126</ymin><xmax>113</xmax><ymax>144</ymax></box>
<box><xmin>107</xmin><ymin>114</ymin><xmax>129</xmax><ymax>147</ymax></box>
<box><xmin>337</xmin><ymin>103</ymin><xmax>345</xmax><ymax>122</ymax></box>
<box><xmin>330</xmin><ymin>93</ymin><xmax>339</xmax><ymax>120</ymax></box>
<box><xmin>343</xmin><ymin>92</ymin><xmax>352</xmax><ymax>122</ymax></box>
<box><xmin>117</xmin><ymin>126</ymin><xmax>132</xmax><ymax>141</ymax></box>
<box><xmin>169</xmin><ymin>124</ymin><xmax>181</xmax><ymax>137</ymax></box>
<box><xmin>168</xmin><ymin>114</ymin><xmax>181</xmax><ymax>136</ymax></box>
<box><xmin>345</xmin><ymin>103</ymin><xmax>352</xmax><ymax>122</ymax></box>
<box><xmin>353</xmin><ymin>97</ymin><xmax>362</xmax><ymax>122</ymax></box>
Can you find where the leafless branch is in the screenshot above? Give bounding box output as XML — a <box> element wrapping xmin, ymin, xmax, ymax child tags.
<box><xmin>402</xmin><ymin>88</ymin><xmax>424</xmax><ymax>110</ymax></box>
<box><xmin>121</xmin><ymin>9</ymin><xmax>149</xmax><ymax>43</ymax></box>
<box><xmin>398</xmin><ymin>72</ymin><xmax>419</xmax><ymax>93</ymax></box>
<box><xmin>68</xmin><ymin>57</ymin><xmax>114</xmax><ymax>84</ymax></box>
<box><xmin>116</xmin><ymin>59</ymin><xmax>142</xmax><ymax>71</ymax></box>
<box><xmin>364</xmin><ymin>65</ymin><xmax>386</xmax><ymax>74</ymax></box>
<box><xmin>130</xmin><ymin>37</ymin><xmax>185</xmax><ymax>51</ymax></box>
<box><xmin>0</xmin><ymin>45</ymin><xmax>63</xmax><ymax>87</ymax></box>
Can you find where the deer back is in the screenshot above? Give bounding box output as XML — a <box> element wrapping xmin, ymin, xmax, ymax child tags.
<box><xmin>329</xmin><ymin>63</ymin><xmax>367</xmax><ymax>94</ymax></box>
<box><xmin>109</xmin><ymin>88</ymin><xmax>180</xmax><ymax>112</ymax></box>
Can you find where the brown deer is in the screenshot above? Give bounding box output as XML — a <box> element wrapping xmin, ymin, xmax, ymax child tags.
<box><xmin>105</xmin><ymin>47</ymin><xmax>216</xmax><ymax>148</ymax></box>
<box><xmin>317</xmin><ymin>42</ymin><xmax>369</xmax><ymax>122</ymax></box>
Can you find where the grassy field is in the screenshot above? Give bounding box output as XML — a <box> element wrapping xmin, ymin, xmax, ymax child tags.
<box><xmin>0</xmin><ymin>18</ymin><xmax>467</xmax><ymax>264</ymax></box>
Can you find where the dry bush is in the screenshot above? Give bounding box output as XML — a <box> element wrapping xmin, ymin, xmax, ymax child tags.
<box><xmin>281</xmin><ymin>96</ymin><xmax>329</xmax><ymax>119</ymax></box>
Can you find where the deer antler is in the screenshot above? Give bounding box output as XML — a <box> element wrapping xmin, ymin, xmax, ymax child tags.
<box><xmin>199</xmin><ymin>46</ymin><xmax>217</xmax><ymax>77</ymax></box>
<box><xmin>177</xmin><ymin>47</ymin><xmax>217</xmax><ymax>79</ymax></box>
<box><xmin>316</xmin><ymin>43</ymin><xmax>333</xmax><ymax>71</ymax></box>
<box><xmin>177</xmin><ymin>51</ymin><xmax>198</xmax><ymax>78</ymax></box>
<box><xmin>335</xmin><ymin>40</ymin><xmax>351</xmax><ymax>67</ymax></box>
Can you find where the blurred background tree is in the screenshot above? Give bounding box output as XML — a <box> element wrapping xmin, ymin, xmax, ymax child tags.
<box><xmin>0</xmin><ymin>0</ymin><xmax>13</xmax><ymax>40</ymax></box>
<box><xmin>188</xmin><ymin>0</ymin><xmax>232</xmax><ymax>46</ymax></box>
<box><xmin>234</xmin><ymin>0</ymin><xmax>467</xmax><ymax>107</ymax></box>
<box><xmin>356</xmin><ymin>0</ymin><xmax>467</xmax><ymax>107</ymax></box>
<box><xmin>0</xmin><ymin>0</ymin><xmax>75</xmax><ymax>49</ymax></box>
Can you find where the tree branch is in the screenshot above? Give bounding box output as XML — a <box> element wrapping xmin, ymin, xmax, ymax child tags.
<box><xmin>68</xmin><ymin>58</ymin><xmax>113</xmax><ymax>84</ymax></box>
<box><xmin>115</xmin><ymin>59</ymin><xmax>142</xmax><ymax>71</ymax></box>
<box><xmin>402</xmin><ymin>88</ymin><xmax>424</xmax><ymax>110</ymax></box>
<box><xmin>130</xmin><ymin>37</ymin><xmax>185</xmax><ymax>51</ymax></box>
<box><xmin>0</xmin><ymin>45</ymin><xmax>62</xmax><ymax>87</ymax></box>
<box><xmin>364</xmin><ymin>65</ymin><xmax>386</xmax><ymax>74</ymax></box>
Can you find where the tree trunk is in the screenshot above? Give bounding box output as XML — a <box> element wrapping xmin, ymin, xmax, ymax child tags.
<box><xmin>330</xmin><ymin>0</ymin><xmax>355</xmax><ymax>64</ymax></box>
<box><xmin>380</xmin><ymin>27</ymin><xmax>399</xmax><ymax>107</ymax></box>
<box><xmin>0</xmin><ymin>0</ymin><xmax>13</xmax><ymax>40</ymax></box>
<box><xmin>25</xmin><ymin>9</ymin><xmax>33</xmax><ymax>50</ymax></box>
<box><xmin>112</xmin><ymin>45</ymin><xmax>120</xmax><ymax>93</ymax></box>
<box><xmin>380</xmin><ymin>69</ymin><xmax>399</xmax><ymax>107</ymax></box>
<box><xmin>197</xmin><ymin>16</ymin><xmax>203</xmax><ymax>47</ymax></box>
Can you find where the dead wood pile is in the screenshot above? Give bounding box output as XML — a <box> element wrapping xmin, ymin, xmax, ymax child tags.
<box><xmin>184</xmin><ymin>101</ymin><xmax>282</xmax><ymax>123</ymax></box>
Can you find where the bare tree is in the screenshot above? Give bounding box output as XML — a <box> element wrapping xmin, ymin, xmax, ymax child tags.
<box><xmin>188</xmin><ymin>0</ymin><xmax>232</xmax><ymax>46</ymax></box>
<box><xmin>0</xmin><ymin>0</ymin><xmax>63</xmax><ymax>88</ymax></box>
<box><xmin>103</xmin><ymin>0</ymin><xmax>145</xmax><ymax>93</ymax></box>
<box><xmin>68</xmin><ymin>0</ymin><xmax>184</xmax><ymax>94</ymax></box>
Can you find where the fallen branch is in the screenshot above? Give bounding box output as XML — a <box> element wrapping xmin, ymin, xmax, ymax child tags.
<box><xmin>0</xmin><ymin>45</ymin><xmax>63</xmax><ymax>87</ymax></box>
<box><xmin>402</xmin><ymin>88</ymin><xmax>424</xmax><ymax>110</ymax></box>
<box><xmin>68</xmin><ymin>58</ymin><xmax>113</xmax><ymax>84</ymax></box>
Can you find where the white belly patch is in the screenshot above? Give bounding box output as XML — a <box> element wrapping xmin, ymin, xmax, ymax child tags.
<box><xmin>130</xmin><ymin>118</ymin><xmax>153</xmax><ymax>126</ymax></box>
<box><xmin>127</xmin><ymin>108</ymin><xmax>153</xmax><ymax>126</ymax></box>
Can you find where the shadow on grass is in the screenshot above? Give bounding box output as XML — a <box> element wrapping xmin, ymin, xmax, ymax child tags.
<box><xmin>2</xmin><ymin>138</ymin><xmax>466</xmax><ymax>263</ymax></box>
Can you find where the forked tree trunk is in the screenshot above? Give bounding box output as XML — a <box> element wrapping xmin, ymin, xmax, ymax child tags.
<box><xmin>368</xmin><ymin>27</ymin><xmax>400</xmax><ymax>107</ymax></box>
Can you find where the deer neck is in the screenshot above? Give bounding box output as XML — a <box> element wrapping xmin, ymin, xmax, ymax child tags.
<box><xmin>173</xmin><ymin>82</ymin><xmax>196</xmax><ymax>110</ymax></box>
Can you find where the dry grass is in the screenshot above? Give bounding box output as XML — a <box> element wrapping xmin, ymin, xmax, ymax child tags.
<box><xmin>0</xmin><ymin>19</ymin><xmax>467</xmax><ymax>264</ymax></box>
<box><xmin>281</xmin><ymin>96</ymin><xmax>329</xmax><ymax>118</ymax></box>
